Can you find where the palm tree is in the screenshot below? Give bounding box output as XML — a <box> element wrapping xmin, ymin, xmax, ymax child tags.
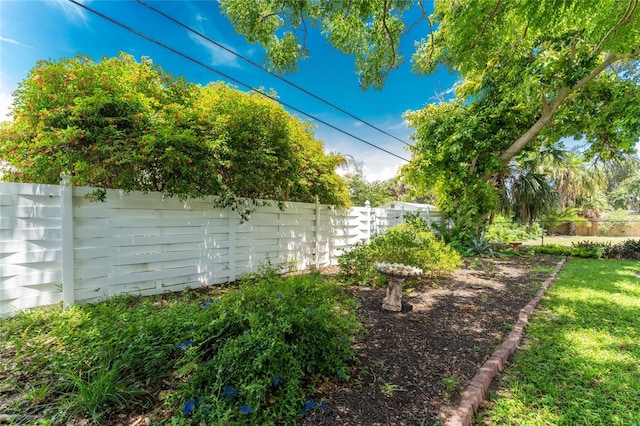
<box><xmin>547</xmin><ymin>153</ymin><xmax>606</xmax><ymax>216</ymax></box>
<box><xmin>497</xmin><ymin>147</ymin><xmax>563</xmax><ymax>230</ymax></box>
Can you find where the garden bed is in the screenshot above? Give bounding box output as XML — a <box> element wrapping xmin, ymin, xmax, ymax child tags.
<box><xmin>302</xmin><ymin>254</ymin><xmax>562</xmax><ymax>425</ymax></box>
<box><xmin>0</xmin><ymin>254</ymin><xmax>562</xmax><ymax>425</ymax></box>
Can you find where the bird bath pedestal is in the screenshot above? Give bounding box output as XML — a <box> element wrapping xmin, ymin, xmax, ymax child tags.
<box><xmin>374</xmin><ymin>263</ymin><xmax>423</xmax><ymax>312</ymax></box>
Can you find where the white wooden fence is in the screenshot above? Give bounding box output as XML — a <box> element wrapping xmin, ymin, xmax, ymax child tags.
<box><xmin>0</xmin><ymin>179</ymin><xmax>442</xmax><ymax>317</ymax></box>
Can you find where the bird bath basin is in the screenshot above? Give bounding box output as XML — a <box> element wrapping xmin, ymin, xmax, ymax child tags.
<box><xmin>374</xmin><ymin>263</ymin><xmax>423</xmax><ymax>312</ymax></box>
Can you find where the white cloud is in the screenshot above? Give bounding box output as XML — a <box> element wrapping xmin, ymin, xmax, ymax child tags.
<box><xmin>0</xmin><ymin>92</ymin><xmax>14</xmax><ymax>122</ymax></box>
<box><xmin>388</xmin><ymin>119</ymin><xmax>410</xmax><ymax>131</ymax></box>
<box><xmin>0</xmin><ymin>37</ymin><xmax>34</xmax><ymax>49</ymax></box>
<box><xmin>0</xmin><ymin>37</ymin><xmax>20</xmax><ymax>45</ymax></box>
<box><xmin>188</xmin><ymin>32</ymin><xmax>241</xmax><ymax>68</ymax></box>
<box><xmin>429</xmin><ymin>86</ymin><xmax>455</xmax><ymax>102</ymax></box>
<box><xmin>47</xmin><ymin>0</ymin><xmax>90</xmax><ymax>24</ymax></box>
<box><xmin>363</xmin><ymin>163</ymin><xmax>400</xmax><ymax>182</ymax></box>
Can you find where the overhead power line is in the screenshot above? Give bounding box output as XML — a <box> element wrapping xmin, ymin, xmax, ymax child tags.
<box><xmin>135</xmin><ymin>0</ymin><xmax>412</xmax><ymax>148</ymax></box>
<box><xmin>66</xmin><ymin>0</ymin><xmax>411</xmax><ymax>163</ymax></box>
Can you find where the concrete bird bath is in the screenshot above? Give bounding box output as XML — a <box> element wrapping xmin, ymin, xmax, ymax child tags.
<box><xmin>374</xmin><ymin>263</ymin><xmax>423</xmax><ymax>312</ymax></box>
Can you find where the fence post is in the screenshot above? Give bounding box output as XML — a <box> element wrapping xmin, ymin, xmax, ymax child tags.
<box><xmin>364</xmin><ymin>200</ymin><xmax>372</xmax><ymax>242</ymax></box>
<box><xmin>60</xmin><ymin>174</ymin><xmax>75</xmax><ymax>308</ymax></box>
<box><xmin>314</xmin><ymin>196</ymin><xmax>321</xmax><ymax>269</ymax></box>
<box><xmin>227</xmin><ymin>207</ymin><xmax>236</xmax><ymax>283</ymax></box>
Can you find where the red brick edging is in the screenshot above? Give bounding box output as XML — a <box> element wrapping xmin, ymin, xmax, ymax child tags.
<box><xmin>445</xmin><ymin>257</ymin><xmax>567</xmax><ymax>426</ymax></box>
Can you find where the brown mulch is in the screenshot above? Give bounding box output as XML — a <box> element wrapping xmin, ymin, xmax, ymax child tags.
<box><xmin>301</xmin><ymin>254</ymin><xmax>562</xmax><ymax>426</ymax></box>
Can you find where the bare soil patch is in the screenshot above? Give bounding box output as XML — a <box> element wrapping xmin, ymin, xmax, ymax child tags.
<box><xmin>302</xmin><ymin>254</ymin><xmax>561</xmax><ymax>426</ymax></box>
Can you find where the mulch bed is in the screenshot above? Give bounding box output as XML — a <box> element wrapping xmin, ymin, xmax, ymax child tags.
<box><xmin>301</xmin><ymin>254</ymin><xmax>562</xmax><ymax>426</ymax></box>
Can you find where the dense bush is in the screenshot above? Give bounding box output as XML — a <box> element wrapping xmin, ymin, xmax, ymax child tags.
<box><xmin>0</xmin><ymin>53</ymin><xmax>349</xmax><ymax>208</ymax></box>
<box><xmin>530</xmin><ymin>239</ymin><xmax>640</xmax><ymax>260</ymax></box>
<box><xmin>1</xmin><ymin>271</ymin><xmax>361</xmax><ymax>425</ymax></box>
<box><xmin>571</xmin><ymin>241</ymin><xmax>612</xmax><ymax>259</ymax></box>
<box><xmin>529</xmin><ymin>244</ymin><xmax>574</xmax><ymax>257</ymax></box>
<box><xmin>175</xmin><ymin>271</ymin><xmax>362</xmax><ymax>424</ymax></box>
<box><xmin>607</xmin><ymin>239</ymin><xmax>640</xmax><ymax>260</ymax></box>
<box><xmin>337</xmin><ymin>217</ymin><xmax>462</xmax><ymax>285</ymax></box>
<box><xmin>485</xmin><ymin>218</ymin><xmax>543</xmax><ymax>243</ymax></box>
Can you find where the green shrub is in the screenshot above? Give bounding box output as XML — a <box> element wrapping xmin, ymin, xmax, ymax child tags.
<box><xmin>465</xmin><ymin>231</ymin><xmax>495</xmax><ymax>257</ymax></box>
<box><xmin>338</xmin><ymin>217</ymin><xmax>462</xmax><ymax>285</ymax></box>
<box><xmin>607</xmin><ymin>239</ymin><xmax>640</xmax><ymax>260</ymax></box>
<box><xmin>175</xmin><ymin>272</ymin><xmax>362</xmax><ymax>424</ymax></box>
<box><xmin>531</xmin><ymin>241</ymin><xmax>623</xmax><ymax>259</ymax></box>
<box><xmin>530</xmin><ymin>244</ymin><xmax>574</xmax><ymax>257</ymax></box>
<box><xmin>571</xmin><ymin>240</ymin><xmax>611</xmax><ymax>259</ymax></box>
<box><xmin>3</xmin><ymin>291</ymin><xmax>209</xmax><ymax>423</ymax></box>
<box><xmin>485</xmin><ymin>218</ymin><xmax>542</xmax><ymax>243</ymax></box>
<box><xmin>2</xmin><ymin>272</ymin><xmax>361</xmax><ymax>425</ymax></box>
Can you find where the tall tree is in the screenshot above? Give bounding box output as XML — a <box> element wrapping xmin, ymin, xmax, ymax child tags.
<box><xmin>498</xmin><ymin>149</ymin><xmax>563</xmax><ymax>229</ymax></box>
<box><xmin>0</xmin><ymin>53</ymin><xmax>349</xmax><ymax>207</ymax></box>
<box><xmin>546</xmin><ymin>153</ymin><xmax>606</xmax><ymax>215</ymax></box>
<box><xmin>220</xmin><ymin>0</ymin><xmax>640</xmax><ymax>233</ymax></box>
<box><xmin>343</xmin><ymin>173</ymin><xmax>391</xmax><ymax>206</ymax></box>
<box><xmin>603</xmin><ymin>154</ymin><xmax>640</xmax><ymax>192</ymax></box>
<box><xmin>608</xmin><ymin>172</ymin><xmax>640</xmax><ymax>210</ymax></box>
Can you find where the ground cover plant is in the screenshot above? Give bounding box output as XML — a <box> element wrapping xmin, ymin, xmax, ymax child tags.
<box><xmin>0</xmin><ymin>270</ymin><xmax>362</xmax><ymax>425</ymax></box>
<box><xmin>477</xmin><ymin>258</ymin><xmax>640</xmax><ymax>425</ymax></box>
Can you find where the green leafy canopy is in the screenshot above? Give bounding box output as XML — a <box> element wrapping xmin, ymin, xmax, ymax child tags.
<box><xmin>219</xmin><ymin>0</ymin><xmax>640</xmax><ymax>232</ymax></box>
<box><xmin>0</xmin><ymin>53</ymin><xmax>350</xmax><ymax>208</ymax></box>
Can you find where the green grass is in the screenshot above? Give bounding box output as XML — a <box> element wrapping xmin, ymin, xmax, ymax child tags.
<box><xmin>477</xmin><ymin>258</ymin><xmax>640</xmax><ymax>425</ymax></box>
<box><xmin>0</xmin><ymin>269</ymin><xmax>362</xmax><ymax>425</ymax></box>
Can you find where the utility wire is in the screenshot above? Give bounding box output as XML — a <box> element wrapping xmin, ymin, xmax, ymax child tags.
<box><xmin>66</xmin><ymin>0</ymin><xmax>411</xmax><ymax>162</ymax></box>
<box><xmin>136</xmin><ymin>0</ymin><xmax>412</xmax><ymax>148</ymax></box>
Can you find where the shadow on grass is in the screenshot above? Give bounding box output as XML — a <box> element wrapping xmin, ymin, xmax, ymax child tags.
<box><xmin>484</xmin><ymin>259</ymin><xmax>640</xmax><ymax>425</ymax></box>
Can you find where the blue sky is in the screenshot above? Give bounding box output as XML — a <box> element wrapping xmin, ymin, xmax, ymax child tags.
<box><xmin>0</xmin><ymin>0</ymin><xmax>460</xmax><ymax>182</ymax></box>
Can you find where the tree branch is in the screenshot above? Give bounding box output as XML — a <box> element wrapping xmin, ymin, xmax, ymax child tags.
<box><xmin>594</xmin><ymin>0</ymin><xmax>638</xmax><ymax>53</ymax></box>
<box><xmin>470</xmin><ymin>0</ymin><xmax>503</xmax><ymax>50</ymax></box>
<box><xmin>260</xmin><ymin>0</ymin><xmax>287</xmax><ymax>25</ymax></box>
<box><xmin>497</xmin><ymin>51</ymin><xmax>626</xmax><ymax>168</ymax></box>
<box><xmin>381</xmin><ymin>0</ymin><xmax>397</xmax><ymax>67</ymax></box>
<box><xmin>540</xmin><ymin>89</ymin><xmax>550</xmax><ymax>116</ymax></box>
<box><xmin>570</xmin><ymin>52</ymin><xmax>622</xmax><ymax>92</ymax></box>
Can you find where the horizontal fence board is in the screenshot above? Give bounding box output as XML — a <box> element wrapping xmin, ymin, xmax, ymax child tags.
<box><xmin>1</xmin><ymin>270</ymin><xmax>62</xmax><ymax>287</ymax></box>
<box><xmin>0</xmin><ymin>216</ymin><xmax>61</xmax><ymax>230</ymax></box>
<box><xmin>1</xmin><ymin>182</ymin><xmax>60</xmax><ymax>196</ymax></box>
<box><xmin>0</xmin><ymin>239</ymin><xmax>61</xmax><ymax>253</ymax></box>
<box><xmin>1</xmin><ymin>261</ymin><xmax>63</xmax><ymax>276</ymax></box>
<box><xmin>111</xmin><ymin>249</ymin><xmax>203</xmax><ymax>266</ymax></box>
<box><xmin>0</xmin><ymin>249</ymin><xmax>62</xmax><ymax>265</ymax></box>
<box><xmin>4</xmin><ymin>206</ymin><xmax>61</xmax><ymax>218</ymax></box>
<box><xmin>0</xmin><ymin>227</ymin><xmax>62</xmax><ymax>241</ymax></box>
<box><xmin>0</xmin><ymin>292</ymin><xmax>63</xmax><ymax>314</ymax></box>
<box><xmin>0</xmin><ymin>283</ymin><xmax>62</xmax><ymax>300</ymax></box>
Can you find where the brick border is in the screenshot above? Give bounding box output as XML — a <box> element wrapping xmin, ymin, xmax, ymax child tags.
<box><xmin>444</xmin><ymin>257</ymin><xmax>567</xmax><ymax>426</ymax></box>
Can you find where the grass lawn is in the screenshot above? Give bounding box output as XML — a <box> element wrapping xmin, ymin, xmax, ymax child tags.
<box><xmin>477</xmin><ymin>258</ymin><xmax>640</xmax><ymax>425</ymax></box>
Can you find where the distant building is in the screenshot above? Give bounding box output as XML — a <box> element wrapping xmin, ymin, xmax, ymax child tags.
<box><xmin>376</xmin><ymin>201</ymin><xmax>436</xmax><ymax>211</ymax></box>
